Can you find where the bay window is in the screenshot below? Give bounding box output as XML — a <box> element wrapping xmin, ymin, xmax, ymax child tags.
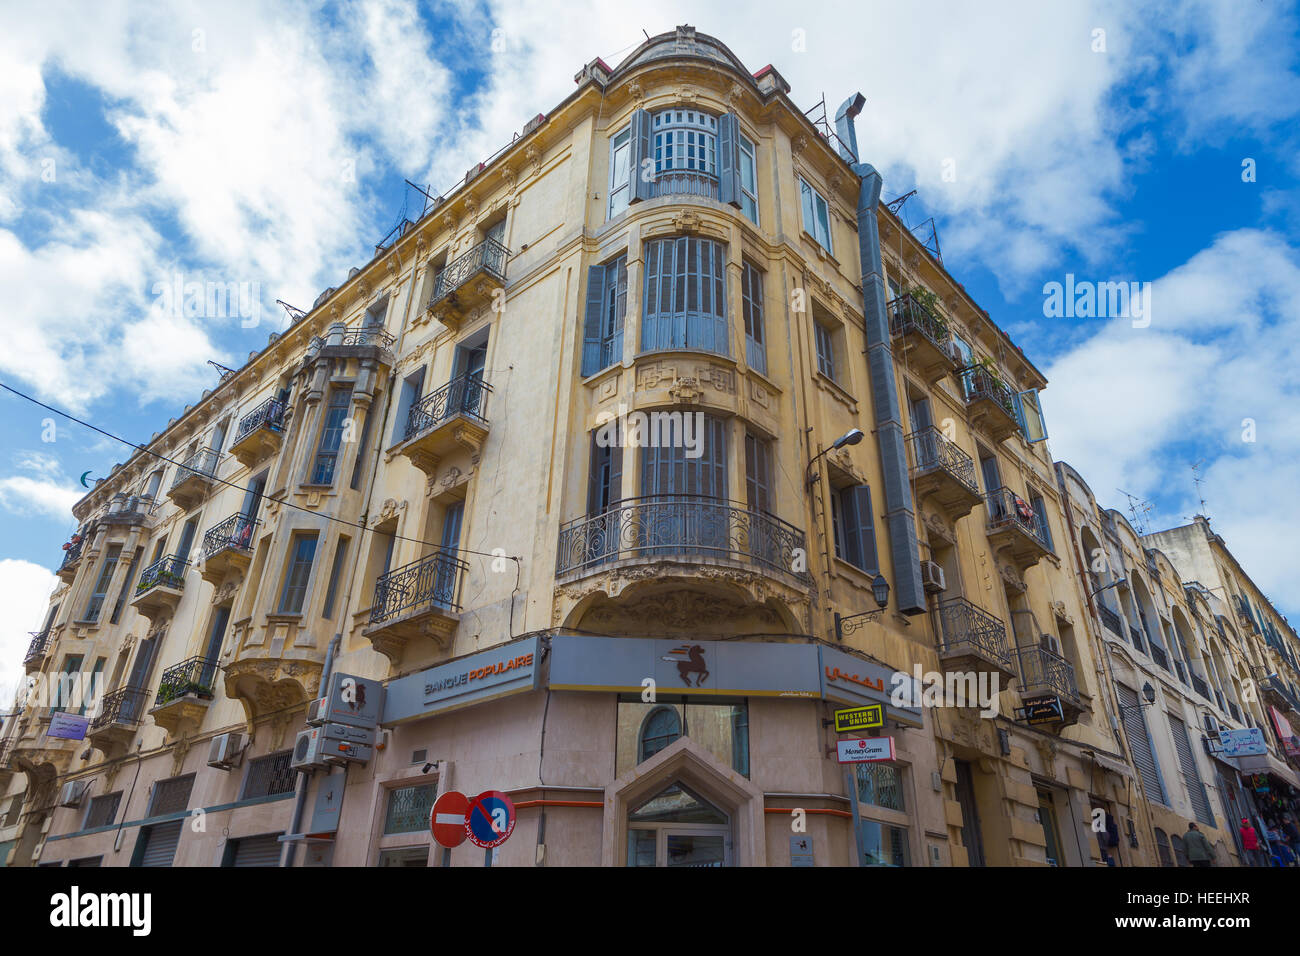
<box><xmin>641</xmin><ymin>236</ymin><xmax>728</xmax><ymax>355</ymax></box>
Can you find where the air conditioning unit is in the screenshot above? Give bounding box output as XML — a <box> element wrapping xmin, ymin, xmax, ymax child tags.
<box><xmin>291</xmin><ymin>728</ymin><xmax>328</xmax><ymax>772</ymax></box>
<box><xmin>207</xmin><ymin>732</ymin><xmax>245</xmax><ymax>770</ymax></box>
<box><xmin>1203</xmin><ymin>713</ymin><xmax>1220</xmax><ymax>735</ymax></box>
<box><xmin>1040</xmin><ymin>634</ymin><xmax>1062</xmax><ymax>655</ymax></box>
<box><xmin>919</xmin><ymin>561</ymin><xmax>946</xmax><ymax>594</ymax></box>
<box><xmin>306</xmin><ymin>697</ymin><xmax>328</xmax><ymax>726</ymax></box>
<box><xmin>58</xmin><ymin>780</ymin><xmax>88</xmax><ymax>808</ymax></box>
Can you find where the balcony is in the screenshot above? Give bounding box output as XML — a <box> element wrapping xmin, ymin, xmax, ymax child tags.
<box><xmin>199</xmin><ymin>513</ymin><xmax>260</xmax><ymax>585</ymax></box>
<box><xmin>1017</xmin><ymin>644</ymin><xmax>1084</xmax><ymax>725</ymax></box>
<box><xmin>906</xmin><ymin>427</ymin><xmax>982</xmax><ymax>521</ymax></box>
<box><xmin>1229</xmin><ymin>701</ymin><xmax>1241</xmax><ymax>723</ymax></box>
<box><xmin>23</xmin><ymin>630</ymin><xmax>50</xmax><ymax>673</ymax></box>
<box><xmin>362</xmin><ymin>551</ymin><xmax>468</xmax><ymax>665</ymax></box>
<box><xmin>1097</xmin><ymin>604</ymin><xmax>1125</xmax><ymax>637</ymax></box>
<box><xmin>1173</xmin><ymin>659</ymin><xmax>1187</xmax><ymax>684</ymax></box>
<box><xmin>130</xmin><ymin>555</ymin><xmax>188</xmax><ymax>621</ymax></box>
<box><xmin>426</xmin><ymin>238</ymin><xmax>508</xmax><ymax>329</ymax></box>
<box><xmin>167</xmin><ymin>447</ymin><xmax>221</xmax><ymax>510</ymax></box>
<box><xmin>984</xmin><ymin>487</ymin><xmax>1051</xmax><ymax>571</ymax></box>
<box><xmin>229</xmin><ymin>397</ymin><xmax>287</xmax><ymax>469</ymax></box>
<box><xmin>309</xmin><ymin>325</ymin><xmax>396</xmax><ymax>370</ymax></box>
<box><xmin>556</xmin><ymin>494</ymin><xmax>813</xmax><ymax>586</ymax></box>
<box><xmin>934</xmin><ymin>597</ymin><xmax>1017</xmax><ymax>682</ymax></box>
<box><xmin>1255</xmin><ymin>669</ymin><xmax>1300</xmax><ymax>718</ymax></box>
<box><xmin>56</xmin><ymin>535</ymin><xmax>85</xmax><ymax>583</ymax></box>
<box><xmin>1149</xmin><ymin>643</ymin><xmax>1169</xmax><ymax>671</ymax></box>
<box><xmin>1214</xmin><ymin>689</ymin><xmax>1226</xmax><ymax>711</ymax></box>
<box><xmin>888</xmin><ymin>295</ymin><xmax>957</xmax><ymax>382</ymax></box>
<box><xmin>1128</xmin><ymin>622</ymin><xmax>1146</xmax><ymax>654</ymax></box>
<box><xmin>960</xmin><ymin>365</ymin><xmax>1021</xmax><ymax>442</ymax></box>
<box><xmin>88</xmin><ymin>686</ymin><xmax>150</xmax><ymax>755</ymax></box>
<box><xmin>1191</xmin><ymin>673</ymin><xmax>1210</xmax><ymax>700</ymax></box>
<box><xmin>646</xmin><ymin>170</ymin><xmax>719</xmax><ymax>201</ymax></box>
<box><xmin>98</xmin><ymin>493</ymin><xmax>153</xmax><ymax>529</ymax></box>
<box><xmin>149</xmin><ymin>657</ymin><xmax>219</xmax><ymax>735</ymax></box>
<box><xmin>394</xmin><ymin>374</ymin><xmax>492</xmax><ymax>475</ymax></box>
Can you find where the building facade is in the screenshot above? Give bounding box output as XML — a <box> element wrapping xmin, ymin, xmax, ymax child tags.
<box><xmin>0</xmin><ymin>26</ymin><xmax>1294</xmax><ymax>868</ymax></box>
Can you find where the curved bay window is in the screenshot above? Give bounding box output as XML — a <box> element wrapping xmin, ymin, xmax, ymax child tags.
<box><xmin>642</xmin><ymin>236</ymin><xmax>728</xmax><ymax>355</ymax></box>
<box><xmin>652</xmin><ymin>109</ymin><xmax>718</xmax><ymax>197</ymax></box>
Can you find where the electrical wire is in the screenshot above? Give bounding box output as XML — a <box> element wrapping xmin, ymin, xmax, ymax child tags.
<box><xmin>0</xmin><ymin>380</ymin><xmax>522</xmax><ymax>567</ymax></box>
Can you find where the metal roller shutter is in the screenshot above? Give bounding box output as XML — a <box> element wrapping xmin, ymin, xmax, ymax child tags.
<box><xmin>232</xmin><ymin>833</ymin><xmax>283</xmax><ymax>867</ymax></box>
<box><xmin>1169</xmin><ymin>715</ymin><xmax>1215</xmax><ymax>826</ymax></box>
<box><xmin>139</xmin><ymin>821</ymin><xmax>183</xmax><ymax>867</ymax></box>
<box><xmin>1117</xmin><ymin>683</ymin><xmax>1167</xmax><ymax>805</ymax></box>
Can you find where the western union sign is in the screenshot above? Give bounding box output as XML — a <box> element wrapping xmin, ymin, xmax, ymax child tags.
<box><xmin>834</xmin><ymin>704</ymin><xmax>883</xmax><ymax>733</ymax></box>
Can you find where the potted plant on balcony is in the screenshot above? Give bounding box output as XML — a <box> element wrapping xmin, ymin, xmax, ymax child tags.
<box><xmin>905</xmin><ymin>287</ymin><xmax>948</xmax><ymax>335</ymax></box>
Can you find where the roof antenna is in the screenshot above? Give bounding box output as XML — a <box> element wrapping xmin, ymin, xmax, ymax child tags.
<box><xmin>1190</xmin><ymin>460</ymin><xmax>1209</xmax><ymax>518</ymax></box>
<box><xmin>1118</xmin><ymin>489</ymin><xmax>1153</xmax><ymax>536</ymax></box>
<box><xmin>643</xmin><ymin>29</ymin><xmax>650</xmax><ymax>40</ymax></box>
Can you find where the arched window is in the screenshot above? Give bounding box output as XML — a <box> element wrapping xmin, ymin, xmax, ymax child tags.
<box><xmin>638</xmin><ymin>706</ymin><xmax>682</xmax><ymax>762</ymax></box>
<box><xmin>1154</xmin><ymin>827</ymin><xmax>1172</xmax><ymax>866</ymax></box>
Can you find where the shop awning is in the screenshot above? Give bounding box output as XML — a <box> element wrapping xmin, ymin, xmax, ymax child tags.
<box><xmin>1228</xmin><ymin>752</ymin><xmax>1300</xmax><ymax>791</ymax></box>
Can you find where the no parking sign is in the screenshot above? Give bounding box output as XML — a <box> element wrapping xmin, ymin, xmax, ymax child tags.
<box><xmin>466</xmin><ymin>790</ymin><xmax>515</xmax><ymax>849</ymax></box>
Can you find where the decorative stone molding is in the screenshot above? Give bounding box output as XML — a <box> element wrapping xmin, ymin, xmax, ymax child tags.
<box><xmin>923</xmin><ymin>511</ymin><xmax>958</xmax><ymax>546</ymax></box>
<box><xmin>999</xmin><ymin>563</ymin><xmax>1027</xmax><ymax>593</ymax></box>
<box><xmin>672</xmin><ymin>210</ymin><xmax>704</xmax><ymax>234</ymax></box>
<box><xmin>669</xmin><ymin>376</ymin><xmax>701</xmax><ymax>404</ymax></box>
<box><xmin>792</xmin><ymin>134</ymin><xmax>809</xmax><ymax>154</ymax></box>
<box><xmin>625</xmin><ymin>79</ymin><xmax>644</xmax><ymax>103</ymax></box>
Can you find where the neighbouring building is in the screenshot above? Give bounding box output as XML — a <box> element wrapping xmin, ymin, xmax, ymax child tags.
<box><xmin>0</xmin><ymin>26</ymin><xmax>1293</xmax><ymax>868</ymax></box>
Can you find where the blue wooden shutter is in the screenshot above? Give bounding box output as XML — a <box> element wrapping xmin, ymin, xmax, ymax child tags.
<box><xmin>630</xmin><ymin>109</ymin><xmax>654</xmax><ymax>202</ymax></box>
<box><xmin>850</xmin><ymin>485</ymin><xmax>877</xmax><ymax>572</ymax></box>
<box><xmin>717</xmin><ymin>113</ymin><xmax>741</xmax><ymax>207</ymax></box>
<box><xmin>581</xmin><ymin>264</ymin><xmax>607</xmax><ymax>376</ymax></box>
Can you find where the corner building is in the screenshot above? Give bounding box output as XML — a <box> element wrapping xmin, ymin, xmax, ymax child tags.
<box><xmin>2</xmin><ymin>26</ymin><xmax>1149</xmax><ymax>868</ymax></box>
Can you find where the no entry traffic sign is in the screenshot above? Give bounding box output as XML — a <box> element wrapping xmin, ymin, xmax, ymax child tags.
<box><xmin>466</xmin><ymin>790</ymin><xmax>515</xmax><ymax>849</ymax></box>
<box><xmin>430</xmin><ymin>790</ymin><xmax>470</xmax><ymax>848</ymax></box>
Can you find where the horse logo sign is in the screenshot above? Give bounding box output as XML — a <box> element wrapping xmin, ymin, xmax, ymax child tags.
<box><xmin>661</xmin><ymin>644</ymin><xmax>709</xmax><ymax>687</ymax></box>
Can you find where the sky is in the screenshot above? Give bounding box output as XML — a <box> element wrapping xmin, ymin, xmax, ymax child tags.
<box><xmin>1</xmin><ymin>0</ymin><xmax>1298</xmax><ymax>706</ymax></box>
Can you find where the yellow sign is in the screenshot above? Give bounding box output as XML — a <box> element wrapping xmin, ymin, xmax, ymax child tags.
<box><xmin>834</xmin><ymin>704</ymin><xmax>883</xmax><ymax>734</ymax></box>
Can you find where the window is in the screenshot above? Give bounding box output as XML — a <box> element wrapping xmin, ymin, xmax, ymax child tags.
<box><xmin>51</xmin><ymin>655</ymin><xmax>83</xmax><ymax>712</ymax></box>
<box><xmin>83</xmin><ymin>545</ymin><xmax>122</xmax><ymax>622</ymax></box>
<box><xmin>626</xmin><ymin>783</ymin><xmax>731</xmax><ymax>868</ymax></box>
<box><xmin>110</xmin><ymin>548</ymin><xmax>142</xmax><ymax>625</ymax></box>
<box><xmin>740</xmin><ymin>261</ymin><xmax>766</xmax><ymax>374</ymax></box>
<box><xmin>744</xmin><ymin>432</ymin><xmax>772</xmax><ymax>514</ymax></box>
<box><xmin>1117</xmin><ymin>682</ymin><xmax>1167</xmax><ymax>805</ymax></box>
<box><xmin>738</xmin><ymin>134</ymin><xmax>758</xmax><ymax>224</ymax></box>
<box><xmin>84</xmin><ymin>792</ymin><xmax>122</xmax><ymax>829</ymax></box>
<box><xmin>1030</xmin><ymin>493</ymin><xmax>1054</xmax><ymax>550</ymax></box>
<box><xmin>616</xmin><ymin>698</ymin><xmax>749</xmax><ymax>778</ymax></box>
<box><xmin>855</xmin><ymin>762</ymin><xmax>906</xmax><ymax>811</ymax></box>
<box><xmin>581</xmin><ymin>255</ymin><xmax>628</xmax><ymax>376</ymax></box>
<box><xmin>310</xmin><ymin>386</ymin><xmax>354</xmax><ymax>485</ymax></box>
<box><xmin>814</xmin><ymin>322</ymin><xmax>836</xmax><ymax>380</ymax></box>
<box><xmin>148</xmin><ymin>774</ymin><xmax>196</xmax><ymax>815</ymax></box>
<box><xmin>383</xmin><ymin>784</ymin><xmax>436</xmax><ymax>835</ymax></box>
<box><xmin>78</xmin><ymin>657</ymin><xmax>105</xmax><ymax>716</ymax></box>
<box><xmin>242</xmin><ymin>751</ymin><xmax>295</xmax><ymax>799</ymax></box>
<box><xmin>1015</xmin><ymin>388</ymin><xmax>1048</xmax><ymax>443</ymax></box>
<box><xmin>322</xmin><ymin>536</ymin><xmax>350</xmax><ymax>620</ymax></box>
<box><xmin>652</xmin><ymin>109</ymin><xmax>717</xmax><ymax>176</ymax></box>
<box><xmin>1154</xmin><ymin>827</ymin><xmax>1173</xmax><ymax>866</ymax></box>
<box><xmin>350</xmin><ymin>401</ymin><xmax>376</xmax><ymax>490</ymax></box>
<box><xmin>608</xmin><ymin>125</ymin><xmax>632</xmax><ymax>218</ymax></box>
<box><xmin>1168</xmin><ymin>715</ymin><xmax>1216</xmax><ymax>826</ymax></box>
<box><xmin>831</xmin><ymin>485</ymin><xmax>878</xmax><ymax>573</ymax></box>
<box><xmin>4</xmin><ymin>794</ymin><xmax>25</xmax><ymax>827</ymax></box>
<box><xmin>639</xmin><ymin>706</ymin><xmax>682</xmax><ymax>761</ymax></box>
<box><xmin>641</xmin><ymin>236</ymin><xmax>728</xmax><ymax>355</ymax></box>
<box><xmin>860</xmin><ymin>820</ymin><xmax>911</xmax><ymax>867</ymax></box>
<box><xmin>278</xmin><ymin>533</ymin><xmax>319</xmax><ymax>615</ymax></box>
<box><xmin>392</xmin><ymin>368</ymin><xmax>425</xmax><ymax>445</ymax></box>
<box><xmin>799</xmin><ymin>177</ymin><xmax>832</xmax><ymax>253</ymax></box>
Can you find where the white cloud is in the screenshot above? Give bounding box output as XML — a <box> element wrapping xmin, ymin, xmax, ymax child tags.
<box><xmin>0</xmin><ymin>451</ymin><xmax>83</xmax><ymax>519</ymax></box>
<box><xmin>0</xmin><ymin>559</ymin><xmax>58</xmax><ymax>712</ymax></box>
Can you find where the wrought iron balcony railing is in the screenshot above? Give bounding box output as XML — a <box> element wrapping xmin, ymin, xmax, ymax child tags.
<box><xmin>1228</xmin><ymin>701</ymin><xmax>1241</xmax><ymax>723</ymax></box>
<box><xmin>169</xmin><ymin>447</ymin><xmax>220</xmax><ymax>490</ymax></box>
<box><xmin>370</xmin><ymin>550</ymin><xmax>469</xmax><ymax>624</ymax></box>
<box><xmin>984</xmin><ymin>487</ymin><xmax>1049</xmax><ymax>547</ymax></box>
<box><xmin>1129</xmin><ymin>622</ymin><xmax>1147</xmax><ymax>654</ymax></box>
<box><xmin>1098</xmin><ymin>604</ymin><xmax>1125</xmax><ymax>637</ymax></box>
<box><xmin>556</xmin><ymin>494</ymin><xmax>812</xmax><ymax>582</ymax></box>
<box><xmin>1174</xmin><ymin>659</ymin><xmax>1187</xmax><ymax>683</ymax></box>
<box><xmin>888</xmin><ymin>294</ymin><xmax>952</xmax><ymax>350</ymax></box>
<box><xmin>1149</xmin><ymin>643</ymin><xmax>1169</xmax><ymax>670</ymax></box>
<box><xmin>137</xmin><ymin>554</ymin><xmax>189</xmax><ymax>594</ymax></box>
<box><xmin>235</xmin><ymin>397</ymin><xmax>286</xmax><ymax>441</ymax></box>
<box><xmin>339</xmin><ymin>326</ymin><xmax>394</xmax><ymax>349</ymax></box>
<box><xmin>59</xmin><ymin>536</ymin><xmax>84</xmax><ymax>569</ymax></box>
<box><xmin>430</xmin><ymin>237</ymin><xmax>509</xmax><ymax>305</ymax></box>
<box><xmin>202</xmin><ymin>513</ymin><xmax>259</xmax><ymax>558</ymax></box>
<box><xmin>905</xmin><ymin>427</ymin><xmax>979</xmax><ymax>495</ymax></box>
<box><xmin>1214</xmin><ymin>689</ymin><xmax>1225</xmax><ymax>711</ymax></box>
<box><xmin>1017</xmin><ymin>644</ymin><xmax>1079</xmax><ymax>703</ymax></box>
<box><xmin>959</xmin><ymin>365</ymin><xmax>1018</xmax><ymax>418</ymax></box>
<box><xmin>90</xmin><ymin>686</ymin><xmax>150</xmax><ymax>730</ymax></box>
<box><xmin>1191</xmin><ymin>673</ymin><xmax>1210</xmax><ymax>699</ymax></box>
<box><xmin>646</xmin><ymin>170</ymin><xmax>719</xmax><ymax>200</ymax></box>
<box><xmin>405</xmin><ymin>374</ymin><xmax>492</xmax><ymax>441</ymax></box>
<box><xmin>154</xmin><ymin>656</ymin><xmax>219</xmax><ymax>709</ymax></box>
<box><xmin>935</xmin><ymin>597</ymin><xmax>1014</xmax><ymax>670</ymax></box>
<box><xmin>24</xmin><ymin>630</ymin><xmax>50</xmax><ymax>665</ymax></box>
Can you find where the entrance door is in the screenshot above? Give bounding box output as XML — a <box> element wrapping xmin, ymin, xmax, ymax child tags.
<box><xmin>954</xmin><ymin>760</ymin><xmax>986</xmax><ymax>867</ymax></box>
<box><xmin>432</xmin><ymin>502</ymin><xmax>463</xmax><ymax>609</ymax></box>
<box><xmin>625</xmin><ymin>782</ymin><xmax>732</xmax><ymax>867</ymax></box>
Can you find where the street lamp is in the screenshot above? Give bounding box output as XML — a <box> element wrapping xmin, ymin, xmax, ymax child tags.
<box><xmin>1117</xmin><ymin>681</ymin><xmax>1157</xmax><ymax>714</ymax></box>
<box><xmin>805</xmin><ymin>428</ymin><xmax>864</xmax><ymax>487</ymax></box>
<box><xmin>834</xmin><ymin>573</ymin><xmax>891</xmax><ymax>640</ymax></box>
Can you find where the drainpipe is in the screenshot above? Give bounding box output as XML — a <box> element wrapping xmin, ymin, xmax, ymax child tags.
<box><xmin>835</xmin><ymin>94</ymin><xmax>926</xmax><ymax>616</ymax></box>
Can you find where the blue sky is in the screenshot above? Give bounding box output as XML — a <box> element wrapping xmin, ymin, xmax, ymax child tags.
<box><xmin>2</xmin><ymin>1</ymin><xmax>1298</xmax><ymax>700</ymax></box>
